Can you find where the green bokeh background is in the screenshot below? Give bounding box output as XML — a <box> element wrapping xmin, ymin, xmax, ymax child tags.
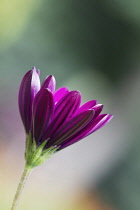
<box><xmin>0</xmin><ymin>1</ymin><xmax>140</xmax><ymax>209</ymax></box>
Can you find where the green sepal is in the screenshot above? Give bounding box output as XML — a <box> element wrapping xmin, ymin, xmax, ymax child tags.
<box><xmin>25</xmin><ymin>133</ymin><xmax>33</xmax><ymax>161</ymax></box>
<box><xmin>25</xmin><ymin>133</ymin><xmax>58</xmax><ymax>168</ymax></box>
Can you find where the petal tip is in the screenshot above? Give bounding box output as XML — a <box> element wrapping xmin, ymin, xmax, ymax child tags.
<box><xmin>108</xmin><ymin>114</ymin><xmax>114</xmax><ymax>120</ymax></box>
<box><xmin>41</xmin><ymin>75</ymin><xmax>56</xmax><ymax>92</ymax></box>
<box><xmin>32</xmin><ymin>66</ymin><xmax>37</xmax><ymax>72</ymax></box>
<box><xmin>37</xmin><ymin>69</ymin><xmax>40</xmax><ymax>76</ymax></box>
<box><xmin>71</xmin><ymin>90</ymin><xmax>81</xmax><ymax>99</ymax></box>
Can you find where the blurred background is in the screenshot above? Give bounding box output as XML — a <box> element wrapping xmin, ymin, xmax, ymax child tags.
<box><xmin>0</xmin><ymin>0</ymin><xmax>140</xmax><ymax>209</ymax></box>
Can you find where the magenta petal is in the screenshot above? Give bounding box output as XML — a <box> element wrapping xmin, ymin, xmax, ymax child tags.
<box><xmin>60</xmin><ymin>114</ymin><xmax>113</xmax><ymax>149</ymax></box>
<box><xmin>92</xmin><ymin>104</ymin><xmax>103</xmax><ymax>118</ymax></box>
<box><xmin>91</xmin><ymin>114</ymin><xmax>113</xmax><ymax>132</ymax></box>
<box><xmin>54</xmin><ymin>87</ymin><xmax>69</xmax><ymax>103</ymax></box>
<box><xmin>77</xmin><ymin>100</ymin><xmax>98</xmax><ymax>113</ymax></box>
<box><xmin>32</xmin><ymin>88</ymin><xmax>54</xmax><ymax>143</ymax></box>
<box><xmin>18</xmin><ymin>67</ymin><xmax>40</xmax><ymax>133</ymax></box>
<box><xmin>41</xmin><ymin>75</ymin><xmax>56</xmax><ymax>92</ymax></box>
<box><xmin>51</xmin><ymin>109</ymin><xmax>94</xmax><ymax>145</ymax></box>
<box><xmin>54</xmin><ymin>91</ymin><xmax>81</xmax><ymax>118</ymax></box>
<box><xmin>43</xmin><ymin>90</ymin><xmax>81</xmax><ymax>140</ymax></box>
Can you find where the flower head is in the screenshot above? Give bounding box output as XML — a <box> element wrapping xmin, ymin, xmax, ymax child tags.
<box><xmin>19</xmin><ymin>67</ymin><xmax>113</xmax><ymax>167</ymax></box>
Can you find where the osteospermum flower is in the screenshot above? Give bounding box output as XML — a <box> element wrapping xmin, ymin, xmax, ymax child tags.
<box><xmin>18</xmin><ymin>67</ymin><xmax>113</xmax><ymax>167</ymax></box>
<box><xmin>11</xmin><ymin>67</ymin><xmax>113</xmax><ymax>210</ymax></box>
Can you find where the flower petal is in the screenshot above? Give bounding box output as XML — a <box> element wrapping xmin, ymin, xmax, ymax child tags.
<box><xmin>37</xmin><ymin>69</ymin><xmax>40</xmax><ymax>76</ymax></box>
<box><xmin>77</xmin><ymin>100</ymin><xmax>98</xmax><ymax>113</ymax></box>
<box><xmin>92</xmin><ymin>104</ymin><xmax>103</xmax><ymax>118</ymax></box>
<box><xmin>91</xmin><ymin>114</ymin><xmax>113</xmax><ymax>132</ymax></box>
<box><xmin>42</xmin><ymin>90</ymin><xmax>81</xmax><ymax>140</ymax></box>
<box><xmin>49</xmin><ymin>109</ymin><xmax>94</xmax><ymax>146</ymax></box>
<box><xmin>18</xmin><ymin>67</ymin><xmax>40</xmax><ymax>133</ymax></box>
<box><xmin>54</xmin><ymin>87</ymin><xmax>69</xmax><ymax>103</ymax></box>
<box><xmin>32</xmin><ymin>88</ymin><xmax>54</xmax><ymax>143</ymax></box>
<box><xmin>59</xmin><ymin>114</ymin><xmax>113</xmax><ymax>149</ymax></box>
<box><xmin>41</xmin><ymin>75</ymin><xmax>56</xmax><ymax>92</ymax></box>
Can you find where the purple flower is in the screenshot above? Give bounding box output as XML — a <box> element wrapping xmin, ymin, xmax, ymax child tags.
<box><xmin>19</xmin><ymin>67</ymin><xmax>113</xmax><ymax>167</ymax></box>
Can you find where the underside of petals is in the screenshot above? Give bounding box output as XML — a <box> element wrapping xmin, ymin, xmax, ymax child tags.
<box><xmin>32</xmin><ymin>88</ymin><xmax>54</xmax><ymax>144</ymax></box>
<box><xmin>77</xmin><ymin>100</ymin><xmax>98</xmax><ymax>113</ymax></box>
<box><xmin>54</xmin><ymin>87</ymin><xmax>69</xmax><ymax>103</ymax></box>
<box><xmin>42</xmin><ymin>90</ymin><xmax>81</xmax><ymax>141</ymax></box>
<box><xmin>41</xmin><ymin>75</ymin><xmax>56</xmax><ymax>92</ymax></box>
<box><xmin>59</xmin><ymin>114</ymin><xmax>113</xmax><ymax>149</ymax></box>
<box><xmin>49</xmin><ymin>109</ymin><xmax>94</xmax><ymax>146</ymax></box>
<box><xmin>18</xmin><ymin>67</ymin><xmax>40</xmax><ymax>133</ymax></box>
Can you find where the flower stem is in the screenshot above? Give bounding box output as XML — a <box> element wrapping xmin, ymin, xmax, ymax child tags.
<box><xmin>11</xmin><ymin>164</ymin><xmax>33</xmax><ymax>210</ymax></box>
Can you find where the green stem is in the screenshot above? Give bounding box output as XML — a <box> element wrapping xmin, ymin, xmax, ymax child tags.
<box><xmin>11</xmin><ymin>164</ymin><xmax>33</xmax><ymax>210</ymax></box>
